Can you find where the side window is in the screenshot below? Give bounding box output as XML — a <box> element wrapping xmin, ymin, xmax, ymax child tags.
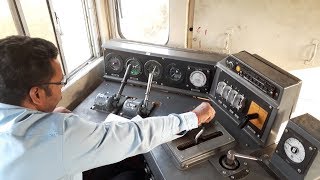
<box><xmin>51</xmin><ymin>1</ymin><xmax>93</xmax><ymax>74</ymax></box>
<box><xmin>0</xmin><ymin>1</ymin><xmax>18</xmax><ymax>38</ymax></box>
<box><xmin>116</xmin><ymin>0</ymin><xmax>169</xmax><ymax>45</ymax></box>
<box><xmin>20</xmin><ymin>0</ymin><xmax>57</xmax><ymax>45</ymax></box>
<box><xmin>0</xmin><ymin>0</ymin><xmax>100</xmax><ymax>76</ymax></box>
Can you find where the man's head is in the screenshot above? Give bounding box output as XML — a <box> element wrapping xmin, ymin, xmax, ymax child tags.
<box><xmin>0</xmin><ymin>35</ymin><xmax>64</xmax><ymax>112</ymax></box>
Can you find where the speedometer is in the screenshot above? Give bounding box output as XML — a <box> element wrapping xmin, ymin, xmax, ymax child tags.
<box><xmin>189</xmin><ymin>70</ymin><xmax>207</xmax><ymax>87</ymax></box>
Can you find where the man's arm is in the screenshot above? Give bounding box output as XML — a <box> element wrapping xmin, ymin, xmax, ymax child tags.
<box><xmin>61</xmin><ymin>102</ymin><xmax>214</xmax><ymax>175</ymax></box>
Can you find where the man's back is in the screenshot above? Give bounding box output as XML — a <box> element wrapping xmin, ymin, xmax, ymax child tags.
<box><xmin>0</xmin><ymin>103</ymin><xmax>67</xmax><ymax>180</ymax></box>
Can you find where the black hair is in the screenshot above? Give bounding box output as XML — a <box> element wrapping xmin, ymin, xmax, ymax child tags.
<box><xmin>0</xmin><ymin>35</ymin><xmax>58</xmax><ymax>106</ymax></box>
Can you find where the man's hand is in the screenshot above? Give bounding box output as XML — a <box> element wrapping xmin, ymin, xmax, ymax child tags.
<box><xmin>192</xmin><ymin>102</ymin><xmax>215</xmax><ymax>125</ymax></box>
<box><xmin>53</xmin><ymin>106</ymin><xmax>71</xmax><ymax>113</ymax></box>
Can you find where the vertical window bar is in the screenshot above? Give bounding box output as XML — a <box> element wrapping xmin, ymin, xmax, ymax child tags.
<box><xmin>81</xmin><ymin>0</ymin><xmax>95</xmax><ymax>59</ymax></box>
<box><xmin>7</xmin><ymin>0</ymin><xmax>29</xmax><ymax>36</ymax></box>
<box><xmin>86</xmin><ymin>0</ymin><xmax>101</xmax><ymax>58</ymax></box>
<box><xmin>46</xmin><ymin>0</ymin><xmax>68</xmax><ymax>76</ymax></box>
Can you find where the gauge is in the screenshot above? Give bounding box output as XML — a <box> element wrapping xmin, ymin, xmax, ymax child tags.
<box><xmin>284</xmin><ymin>137</ymin><xmax>305</xmax><ymax>163</ymax></box>
<box><xmin>189</xmin><ymin>70</ymin><xmax>207</xmax><ymax>87</ymax></box>
<box><xmin>126</xmin><ymin>57</ymin><xmax>142</xmax><ymax>76</ymax></box>
<box><xmin>105</xmin><ymin>54</ymin><xmax>124</xmax><ymax>73</ymax></box>
<box><xmin>166</xmin><ymin>63</ymin><xmax>183</xmax><ymax>82</ymax></box>
<box><xmin>144</xmin><ymin>60</ymin><xmax>163</xmax><ymax>80</ymax></box>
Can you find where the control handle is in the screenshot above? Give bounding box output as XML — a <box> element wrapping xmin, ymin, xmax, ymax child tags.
<box><xmin>226</xmin><ymin>150</ymin><xmax>262</xmax><ymax>166</ymax></box>
<box><xmin>143</xmin><ymin>67</ymin><xmax>156</xmax><ymax>108</ymax></box>
<box><xmin>115</xmin><ymin>64</ymin><xmax>132</xmax><ymax>100</ymax></box>
<box><xmin>238</xmin><ymin>113</ymin><xmax>259</xmax><ymax>129</ymax></box>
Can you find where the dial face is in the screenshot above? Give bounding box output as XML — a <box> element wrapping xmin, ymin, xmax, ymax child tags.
<box><xmin>106</xmin><ymin>55</ymin><xmax>123</xmax><ymax>73</ymax></box>
<box><xmin>144</xmin><ymin>60</ymin><xmax>163</xmax><ymax>80</ymax></box>
<box><xmin>284</xmin><ymin>137</ymin><xmax>306</xmax><ymax>163</ymax></box>
<box><xmin>166</xmin><ymin>63</ymin><xmax>183</xmax><ymax>82</ymax></box>
<box><xmin>126</xmin><ymin>58</ymin><xmax>142</xmax><ymax>76</ymax></box>
<box><xmin>189</xmin><ymin>70</ymin><xmax>207</xmax><ymax>87</ymax></box>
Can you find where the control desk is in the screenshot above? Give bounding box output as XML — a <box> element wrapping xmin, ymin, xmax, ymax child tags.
<box><xmin>73</xmin><ymin>39</ymin><xmax>320</xmax><ymax>179</ymax></box>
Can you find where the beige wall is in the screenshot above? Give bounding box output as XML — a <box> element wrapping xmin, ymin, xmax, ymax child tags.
<box><xmin>187</xmin><ymin>0</ymin><xmax>320</xmax><ymax>71</ymax></box>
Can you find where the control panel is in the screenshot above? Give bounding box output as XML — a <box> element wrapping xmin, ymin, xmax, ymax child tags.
<box><xmin>82</xmin><ymin>39</ymin><xmax>310</xmax><ymax>180</ymax></box>
<box><xmin>210</xmin><ymin>51</ymin><xmax>302</xmax><ymax>147</ymax></box>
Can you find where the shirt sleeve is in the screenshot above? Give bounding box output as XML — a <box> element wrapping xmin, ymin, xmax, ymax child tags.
<box><xmin>62</xmin><ymin>112</ymin><xmax>198</xmax><ymax>174</ymax></box>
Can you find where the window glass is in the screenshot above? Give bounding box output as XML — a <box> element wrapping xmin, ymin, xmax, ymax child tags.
<box><xmin>117</xmin><ymin>0</ymin><xmax>169</xmax><ymax>45</ymax></box>
<box><xmin>20</xmin><ymin>0</ymin><xmax>56</xmax><ymax>45</ymax></box>
<box><xmin>51</xmin><ymin>0</ymin><xmax>92</xmax><ymax>73</ymax></box>
<box><xmin>0</xmin><ymin>1</ymin><xmax>18</xmax><ymax>38</ymax></box>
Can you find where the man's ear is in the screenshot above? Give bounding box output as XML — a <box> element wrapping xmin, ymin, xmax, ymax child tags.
<box><xmin>29</xmin><ymin>86</ymin><xmax>46</xmax><ymax>106</ymax></box>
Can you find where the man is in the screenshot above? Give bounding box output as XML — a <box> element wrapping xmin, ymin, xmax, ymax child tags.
<box><xmin>0</xmin><ymin>36</ymin><xmax>215</xmax><ymax>180</ymax></box>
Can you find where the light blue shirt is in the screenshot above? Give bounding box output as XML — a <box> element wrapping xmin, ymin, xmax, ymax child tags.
<box><xmin>0</xmin><ymin>103</ymin><xmax>198</xmax><ymax>180</ymax></box>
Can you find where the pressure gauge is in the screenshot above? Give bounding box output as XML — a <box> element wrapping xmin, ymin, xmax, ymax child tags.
<box><xmin>189</xmin><ymin>70</ymin><xmax>207</xmax><ymax>87</ymax></box>
<box><xmin>284</xmin><ymin>137</ymin><xmax>305</xmax><ymax>163</ymax></box>
<box><xmin>144</xmin><ymin>60</ymin><xmax>163</xmax><ymax>80</ymax></box>
<box><xmin>105</xmin><ymin>54</ymin><xmax>124</xmax><ymax>73</ymax></box>
<box><xmin>126</xmin><ymin>57</ymin><xmax>142</xmax><ymax>76</ymax></box>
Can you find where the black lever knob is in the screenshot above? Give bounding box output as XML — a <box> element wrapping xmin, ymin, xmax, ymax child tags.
<box><xmin>238</xmin><ymin>113</ymin><xmax>259</xmax><ymax>129</ymax></box>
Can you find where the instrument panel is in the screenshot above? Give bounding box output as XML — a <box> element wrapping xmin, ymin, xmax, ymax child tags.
<box><xmin>104</xmin><ymin>48</ymin><xmax>224</xmax><ymax>94</ymax></box>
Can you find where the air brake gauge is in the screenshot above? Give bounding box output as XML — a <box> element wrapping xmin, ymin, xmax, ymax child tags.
<box><xmin>105</xmin><ymin>54</ymin><xmax>124</xmax><ymax>73</ymax></box>
<box><xmin>189</xmin><ymin>70</ymin><xmax>207</xmax><ymax>87</ymax></box>
<box><xmin>126</xmin><ymin>57</ymin><xmax>142</xmax><ymax>76</ymax></box>
<box><xmin>144</xmin><ymin>60</ymin><xmax>163</xmax><ymax>80</ymax></box>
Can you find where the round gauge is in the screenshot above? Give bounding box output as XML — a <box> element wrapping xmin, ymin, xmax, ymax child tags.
<box><xmin>189</xmin><ymin>70</ymin><xmax>207</xmax><ymax>87</ymax></box>
<box><xmin>166</xmin><ymin>63</ymin><xmax>183</xmax><ymax>82</ymax></box>
<box><xmin>105</xmin><ymin>55</ymin><xmax>123</xmax><ymax>73</ymax></box>
<box><xmin>144</xmin><ymin>60</ymin><xmax>163</xmax><ymax>80</ymax></box>
<box><xmin>284</xmin><ymin>137</ymin><xmax>305</xmax><ymax>163</ymax></box>
<box><xmin>126</xmin><ymin>57</ymin><xmax>142</xmax><ymax>76</ymax></box>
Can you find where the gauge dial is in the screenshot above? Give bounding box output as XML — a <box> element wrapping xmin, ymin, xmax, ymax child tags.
<box><xmin>126</xmin><ymin>57</ymin><xmax>142</xmax><ymax>76</ymax></box>
<box><xmin>189</xmin><ymin>70</ymin><xmax>207</xmax><ymax>87</ymax></box>
<box><xmin>144</xmin><ymin>60</ymin><xmax>163</xmax><ymax>80</ymax></box>
<box><xmin>166</xmin><ymin>63</ymin><xmax>183</xmax><ymax>82</ymax></box>
<box><xmin>284</xmin><ymin>137</ymin><xmax>306</xmax><ymax>163</ymax></box>
<box><xmin>105</xmin><ymin>55</ymin><xmax>123</xmax><ymax>73</ymax></box>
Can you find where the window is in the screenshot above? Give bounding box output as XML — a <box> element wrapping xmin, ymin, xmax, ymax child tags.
<box><xmin>0</xmin><ymin>1</ymin><xmax>17</xmax><ymax>38</ymax></box>
<box><xmin>0</xmin><ymin>0</ymin><xmax>100</xmax><ymax>76</ymax></box>
<box><xmin>116</xmin><ymin>0</ymin><xmax>169</xmax><ymax>45</ymax></box>
<box><xmin>51</xmin><ymin>0</ymin><xmax>93</xmax><ymax>74</ymax></box>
